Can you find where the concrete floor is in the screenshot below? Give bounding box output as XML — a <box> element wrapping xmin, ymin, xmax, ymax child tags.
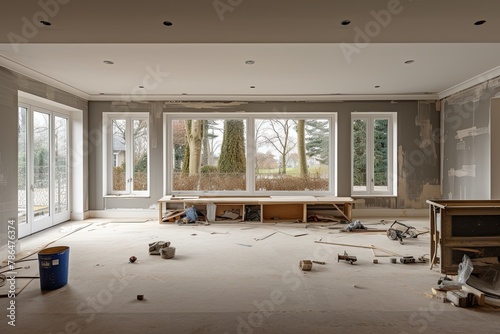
<box><xmin>1</xmin><ymin>217</ymin><xmax>499</xmax><ymax>333</ymax></box>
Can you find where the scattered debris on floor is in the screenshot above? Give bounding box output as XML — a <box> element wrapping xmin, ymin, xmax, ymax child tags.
<box><xmin>400</xmin><ymin>256</ymin><xmax>416</xmax><ymax>264</ymax></box>
<box><xmin>315</xmin><ymin>240</ymin><xmax>401</xmax><ymax>257</ymax></box>
<box><xmin>273</xmin><ymin>228</ymin><xmax>308</xmax><ymax>237</ymax></box>
<box><xmin>149</xmin><ymin>241</ymin><xmax>176</xmax><ymax>259</ymax></box>
<box><xmin>137</xmin><ymin>294</ymin><xmax>144</xmax><ymax>301</ymax></box>
<box><xmin>341</xmin><ymin>220</ymin><xmax>367</xmax><ymax>232</ymax></box>
<box><xmin>338</xmin><ymin>251</ymin><xmax>357</xmax><ymax>265</ymax></box>
<box><xmin>307</xmin><ymin>214</ymin><xmax>340</xmax><ymax>222</ymax></box>
<box><xmin>428</xmin><ymin>255</ymin><xmax>500</xmax><ymax>309</ymax></box>
<box><xmin>162</xmin><ymin>209</ymin><xmax>185</xmax><ymax>222</ymax></box>
<box><xmin>160</xmin><ymin>246</ymin><xmax>176</xmax><ymax>259</ymax></box>
<box><xmin>312</xmin><ymin>261</ymin><xmax>326</xmax><ymax>265</ymax></box>
<box><xmin>236</xmin><ymin>243</ymin><xmax>253</xmax><ymax>247</ymax></box>
<box><xmin>129</xmin><ymin>256</ymin><xmax>137</xmax><ymax>263</ymax></box>
<box><xmin>299</xmin><ymin>260</ymin><xmax>313</xmax><ymax>271</ymax></box>
<box><xmin>254</xmin><ymin>231</ymin><xmax>277</xmax><ymax>241</ymax></box>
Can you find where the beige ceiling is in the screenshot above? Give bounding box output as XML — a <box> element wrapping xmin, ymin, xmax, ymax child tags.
<box><xmin>1</xmin><ymin>0</ymin><xmax>500</xmax><ymax>101</ymax></box>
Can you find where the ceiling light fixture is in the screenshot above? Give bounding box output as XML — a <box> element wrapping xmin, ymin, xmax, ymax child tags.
<box><xmin>40</xmin><ymin>20</ymin><xmax>51</xmax><ymax>26</ymax></box>
<box><xmin>245</xmin><ymin>60</ymin><xmax>255</xmax><ymax>65</ymax></box>
<box><xmin>374</xmin><ymin>85</ymin><xmax>380</xmax><ymax>88</ymax></box>
<box><xmin>103</xmin><ymin>60</ymin><xmax>114</xmax><ymax>65</ymax></box>
<box><xmin>404</xmin><ymin>59</ymin><xmax>415</xmax><ymax>64</ymax></box>
<box><xmin>474</xmin><ymin>20</ymin><xmax>486</xmax><ymax>26</ymax></box>
<box><xmin>250</xmin><ymin>86</ymin><xmax>256</xmax><ymax>89</ymax></box>
<box><xmin>341</xmin><ymin>20</ymin><xmax>351</xmax><ymax>26</ymax></box>
<box><xmin>163</xmin><ymin>21</ymin><xmax>173</xmax><ymax>26</ymax></box>
<box><xmin>139</xmin><ymin>85</ymin><xmax>145</xmax><ymax>89</ymax></box>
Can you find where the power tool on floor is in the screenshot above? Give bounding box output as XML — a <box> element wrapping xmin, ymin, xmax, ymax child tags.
<box><xmin>386</xmin><ymin>221</ymin><xmax>419</xmax><ymax>245</ymax></box>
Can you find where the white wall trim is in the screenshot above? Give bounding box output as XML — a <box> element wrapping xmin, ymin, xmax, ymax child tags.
<box><xmin>88</xmin><ymin>209</ymin><xmax>158</xmax><ymax>219</ymax></box>
<box><xmin>1</xmin><ymin>57</ymin><xmax>90</xmax><ymax>100</ymax></box>
<box><xmin>90</xmin><ymin>93</ymin><xmax>439</xmax><ymax>102</ymax></box>
<box><xmin>352</xmin><ymin>208</ymin><xmax>428</xmax><ymax>218</ymax></box>
<box><xmin>438</xmin><ymin>66</ymin><xmax>500</xmax><ymax>100</ymax></box>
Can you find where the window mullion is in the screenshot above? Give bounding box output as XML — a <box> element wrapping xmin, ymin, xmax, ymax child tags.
<box><xmin>127</xmin><ymin>118</ymin><xmax>133</xmax><ymax>194</ymax></box>
<box><xmin>368</xmin><ymin>118</ymin><xmax>374</xmax><ymax>194</ymax></box>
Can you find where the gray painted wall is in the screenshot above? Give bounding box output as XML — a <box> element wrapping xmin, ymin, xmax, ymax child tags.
<box><xmin>0</xmin><ymin>66</ymin><xmax>88</xmax><ymax>258</ymax></box>
<box><xmin>89</xmin><ymin>100</ymin><xmax>440</xmax><ymax>210</ymax></box>
<box><xmin>0</xmin><ymin>68</ymin><xmax>18</xmax><ymax>257</ymax></box>
<box><xmin>442</xmin><ymin>77</ymin><xmax>500</xmax><ymax>199</ymax></box>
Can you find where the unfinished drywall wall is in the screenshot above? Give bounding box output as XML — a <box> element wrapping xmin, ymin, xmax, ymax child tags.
<box><xmin>442</xmin><ymin>77</ymin><xmax>500</xmax><ymax>199</ymax></box>
<box><xmin>396</xmin><ymin>101</ymin><xmax>441</xmax><ymax>209</ymax></box>
<box><xmin>490</xmin><ymin>98</ymin><xmax>500</xmax><ymax>199</ymax></box>
<box><xmin>88</xmin><ymin>100</ymin><xmax>439</xmax><ymax>211</ymax></box>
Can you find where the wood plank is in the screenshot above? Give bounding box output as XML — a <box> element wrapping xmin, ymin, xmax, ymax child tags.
<box><xmin>462</xmin><ymin>284</ymin><xmax>485</xmax><ymax>306</ymax></box>
<box><xmin>315</xmin><ymin>241</ymin><xmax>374</xmax><ymax>249</ymax></box>
<box><xmin>485</xmin><ymin>297</ymin><xmax>500</xmax><ymax>308</ymax></box>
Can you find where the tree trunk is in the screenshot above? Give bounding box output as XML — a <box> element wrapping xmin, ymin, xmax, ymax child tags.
<box><xmin>218</xmin><ymin>120</ymin><xmax>246</xmax><ymax>173</ymax></box>
<box><xmin>202</xmin><ymin>120</ymin><xmax>209</xmax><ymax>166</ymax></box>
<box><xmin>188</xmin><ymin>120</ymin><xmax>203</xmax><ymax>175</ymax></box>
<box><xmin>182</xmin><ymin>120</ymin><xmax>191</xmax><ymax>175</ymax></box>
<box><xmin>297</xmin><ymin>120</ymin><xmax>307</xmax><ymax>176</ymax></box>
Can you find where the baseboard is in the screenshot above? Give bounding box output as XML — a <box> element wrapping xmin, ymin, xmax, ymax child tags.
<box><xmin>70</xmin><ymin>211</ymin><xmax>91</xmax><ymax>221</ymax></box>
<box><xmin>352</xmin><ymin>208</ymin><xmax>428</xmax><ymax>218</ymax></box>
<box><xmin>88</xmin><ymin>209</ymin><xmax>157</xmax><ymax>219</ymax></box>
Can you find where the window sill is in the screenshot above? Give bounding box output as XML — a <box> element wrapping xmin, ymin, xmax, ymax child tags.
<box><xmin>351</xmin><ymin>194</ymin><xmax>397</xmax><ymax>198</ymax></box>
<box><xmin>104</xmin><ymin>194</ymin><xmax>150</xmax><ymax>198</ymax></box>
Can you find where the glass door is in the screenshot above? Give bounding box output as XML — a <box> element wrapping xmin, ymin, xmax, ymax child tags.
<box><xmin>18</xmin><ymin>105</ymin><xmax>70</xmax><ymax>238</ymax></box>
<box><xmin>31</xmin><ymin>110</ymin><xmax>52</xmax><ymax>233</ymax></box>
<box><xmin>53</xmin><ymin>115</ymin><xmax>70</xmax><ymax>223</ymax></box>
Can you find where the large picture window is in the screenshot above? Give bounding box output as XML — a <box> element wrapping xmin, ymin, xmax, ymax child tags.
<box><xmin>164</xmin><ymin>113</ymin><xmax>336</xmax><ymax>195</ymax></box>
<box><xmin>351</xmin><ymin>112</ymin><xmax>397</xmax><ymax>196</ymax></box>
<box><xmin>104</xmin><ymin>113</ymin><xmax>149</xmax><ymax>195</ymax></box>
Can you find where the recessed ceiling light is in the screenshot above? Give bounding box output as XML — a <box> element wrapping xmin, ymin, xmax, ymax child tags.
<box><xmin>250</xmin><ymin>86</ymin><xmax>256</xmax><ymax>89</ymax></box>
<box><xmin>103</xmin><ymin>60</ymin><xmax>114</xmax><ymax>65</ymax></box>
<box><xmin>40</xmin><ymin>20</ymin><xmax>51</xmax><ymax>26</ymax></box>
<box><xmin>341</xmin><ymin>20</ymin><xmax>351</xmax><ymax>26</ymax></box>
<box><xmin>182</xmin><ymin>93</ymin><xmax>187</xmax><ymax>95</ymax></box>
<box><xmin>404</xmin><ymin>59</ymin><xmax>415</xmax><ymax>64</ymax></box>
<box><xmin>374</xmin><ymin>85</ymin><xmax>380</xmax><ymax>88</ymax></box>
<box><xmin>163</xmin><ymin>21</ymin><xmax>173</xmax><ymax>26</ymax></box>
<box><xmin>474</xmin><ymin>20</ymin><xmax>486</xmax><ymax>26</ymax></box>
<box><xmin>139</xmin><ymin>85</ymin><xmax>145</xmax><ymax>89</ymax></box>
<box><xmin>245</xmin><ymin>60</ymin><xmax>255</xmax><ymax>65</ymax></box>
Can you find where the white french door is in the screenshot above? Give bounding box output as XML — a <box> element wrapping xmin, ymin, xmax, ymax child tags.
<box><xmin>18</xmin><ymin>104</ymin><xmax>70</xmax><ymax>238</ymax></box>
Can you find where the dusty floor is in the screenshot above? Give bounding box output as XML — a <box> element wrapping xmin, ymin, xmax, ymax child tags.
<box><xmin>1</xmin><ymin>217</ymin><xmax>499</xmax><ymax>333</ymax></box>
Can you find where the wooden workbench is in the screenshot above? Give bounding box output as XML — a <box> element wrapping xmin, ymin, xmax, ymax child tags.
<box><xmin>158</xmin><ymin>195</ymin><xmax>354</xmax><ymax>224</ymax></box>
<box><xmin>427</xmin><ymin>199</ymin><xmax>500</xmax><ymax>274</ymax></box>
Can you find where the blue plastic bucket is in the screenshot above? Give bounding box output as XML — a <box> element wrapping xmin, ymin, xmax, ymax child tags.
<box><xmin>38</xmin><ymin>246</ymin><xmax>70</xmax><ymax>290</ymax></box>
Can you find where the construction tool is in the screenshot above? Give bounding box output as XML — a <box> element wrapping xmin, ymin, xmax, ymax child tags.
<box><xmin>338</xmin><ymin>251</ymin><xmax>357</xmax><ymax>265</ymax></box>
<box><xmin>400</xmin><ymin>256</ymin><xmax>416</xmax><ymax>264</ymax></box>
<box><xmin>386</xmin><ymin>221</ymin><xmax>424</xmax><ymax>244</ymax></box>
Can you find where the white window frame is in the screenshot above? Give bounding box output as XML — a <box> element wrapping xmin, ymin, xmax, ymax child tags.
<box><xmin>163</xmin><ymin>112</ymin><xmax>337</xmax><ymax>196</ymax></box>
<box><xmin>103</xmin><ymin>112</ymin><xmax>150</xmax><ymax>196</ymax></box>
<box><xmin>351</xmin><ymin>112</ymin><xmax>397</xmax><ymax>196</ymax></box>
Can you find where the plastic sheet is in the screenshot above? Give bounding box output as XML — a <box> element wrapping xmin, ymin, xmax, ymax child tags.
<box><xmin>457</xmin><ymin>254</ymin><xmax>474</xmax><ymax>284</ymax></box>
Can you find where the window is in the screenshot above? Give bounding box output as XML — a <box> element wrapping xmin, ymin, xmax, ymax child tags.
<box><xmin>164</xmin><ymin>113</ymin><xmax>336</xmax><ymax>195</ymax></box>
<box><xmin>351</xmin><ymin>112</ymin><xmax>396</xmax><ymax>196</ymax></box>
<box><xmin>103</xmin><ymin>113</ymin><xmax>149</xmax><ymax>195</ymax></box>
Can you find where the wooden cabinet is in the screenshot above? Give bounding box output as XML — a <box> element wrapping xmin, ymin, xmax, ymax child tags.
<box><xmin>158</xmin><ymin>196</ymin><xmax>353</xmax><ymax>224</ymax></box>
<box><xmin>427</xmin><ymin>199</ymin><xmax>500</xmax><ymax>274</ymax></box>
